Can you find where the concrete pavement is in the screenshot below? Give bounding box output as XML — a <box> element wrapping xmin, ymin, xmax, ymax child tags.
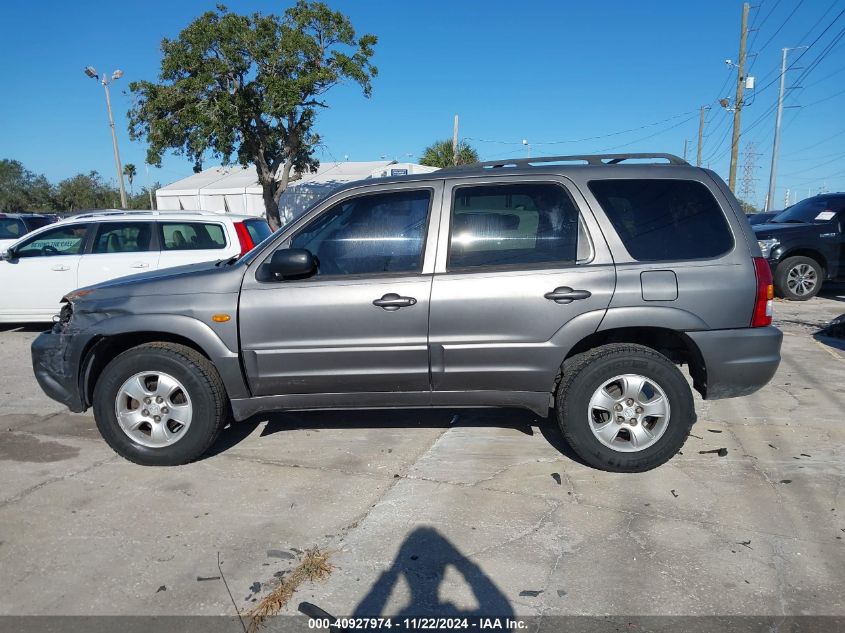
<box><xmin>0</xmin><ymin>286</ymin><xmax>843</xmax><ymax>621</ymax></box>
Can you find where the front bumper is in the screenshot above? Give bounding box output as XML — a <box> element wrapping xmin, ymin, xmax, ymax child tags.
<box><xmin>687</xmin><ymin>326</ymin><xmax>783</xmax><ymax>399</ymax></box>
<box><xmin>31</xmin><ymin>327</ymin><xmax>87</xmax><ymax>412</ymax></box>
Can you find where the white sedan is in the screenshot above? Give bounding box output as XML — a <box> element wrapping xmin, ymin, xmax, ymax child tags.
<box><xmin>0</xmin><ymin>210</ymin><xmax>271</xmax><ymax>322</ymax></box>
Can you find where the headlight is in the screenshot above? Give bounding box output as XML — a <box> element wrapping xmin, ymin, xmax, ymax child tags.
<box><xmin>757</xmin><ymin>238</ymin><xmax>779</xmax><ymax>258</ymax></box>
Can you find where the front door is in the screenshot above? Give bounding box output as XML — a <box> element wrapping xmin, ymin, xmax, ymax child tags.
<box><xmin>428</xmin><ymin>177</ymin><xmax>615</xmax><ymax>393</ymax></box>
<box><xmin>77</xmin><ymin>221</ymin><xmax>160</xmax><ymax>288</ymax></box>
<box><xmin>0</xmin><ymin>223</ymin><xmax>91</xmax><ymax>321</ymax></box>
<box><xmin>239</xmin><ymin>182</ymin><xmax>443</xmax><ymax>396</ymax></box>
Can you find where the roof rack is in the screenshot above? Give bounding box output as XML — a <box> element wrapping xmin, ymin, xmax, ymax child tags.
<box><xmin>70</xmin><ymin>209</ymin><xmax>214</xmax><ymax>219</ymax></box>
<box><xmin>449</xmin><ymin>153</ymin><xmax>688</xmax><ymax>170</ymax></box>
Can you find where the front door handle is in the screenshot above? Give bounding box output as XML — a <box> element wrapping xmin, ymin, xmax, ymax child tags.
<box><xmin>131</xmin><ymin>262</ymin><xmax>150</xmax><ymax>269</ymax></box>
<box><xmin>51</xmin><ymin>264</ymin><xmax>70</xmax><ymax>272</ymax></box>
<box><xmin>544</xmin><ymin>287</ymin><xmax>592</xmax><ymax>304</ymax></box>
<box><xmin>373</xmin><ymin>293</ymin><xmax>417</xmax><ymax>311</ymax></box>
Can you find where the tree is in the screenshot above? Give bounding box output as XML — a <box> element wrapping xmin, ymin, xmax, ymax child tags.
<box><xmin>0</xmin><ymin>159</ymin><xmax>54</xmax><ymax>211</ymax></box>
<box><xmin>55</xmin><ymin>171</ymin><xmax>119</xmax><ymax>212</ymax></box>
<box><xmin>419</xmin><ymin>139</ymin><xmax>479</xmax><ymax>168</ymax></box>
<box><xmin>128</xmin><ymin>1</ymin><xmax>377</xmax><ymax>229</ymax></box>
<box><xmin>123</xmin><ymin>163</ymin><xmax>137</xmax><ymax>194</ymax></box>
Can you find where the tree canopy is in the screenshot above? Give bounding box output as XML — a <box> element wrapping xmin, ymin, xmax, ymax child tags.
<box><xmin>127</xmin><ymin>1</ymin><xmax>377</xmax><ymax>228</ymax></box>
<box><xmin>0</xmin><ymin>160</ymin><xmax>53</xmax><ymax>212</ymax></box>
<box><xmin>419</xmin><ymin>139</ymin><xmax>479</xmax><ymax>168</ymax></box>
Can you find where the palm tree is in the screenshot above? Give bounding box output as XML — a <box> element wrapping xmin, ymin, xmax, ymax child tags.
<box><xmin>123</xmin><ymin>163</ymin><xmax>137</xmax><ymax>195</ymax></box>
<box><xmin>420</xmin><ymin>139</ymin><xmax>479</xmax><ymax>168</ymax></box>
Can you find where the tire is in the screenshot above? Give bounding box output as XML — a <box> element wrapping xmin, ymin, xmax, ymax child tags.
<box><xmin>774</xmin><ymin>255</ymin><xmax>823</xmax><ymax>301</ymax></box>
<box><xmin>555</xmin><ymin>343</ymin><xmax>695</xmax><ymax>473</ymax></box>
<box><xmin>93</xmin><ymin>342</ymin><xmax>230</xmax><ymax>466</ymax></box>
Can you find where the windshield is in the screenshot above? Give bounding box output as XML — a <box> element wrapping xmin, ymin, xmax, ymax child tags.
<box><xmin>771</xmin><ymin>196</ymin><xmax>844</xmax><ymax>224</ymax></box>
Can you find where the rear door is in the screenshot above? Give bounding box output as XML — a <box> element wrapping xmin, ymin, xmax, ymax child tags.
<box><xmin>428</xmin><ymin>176</ymin><xmax>615</xmax><ymax>393</ymax></box>
<box><xmin>77</xmin><ymin>221</ymin><xmax>160</xmax><ymax>287</ymax></box>
<box><xmin>156</xmin><ymin>220</ymin><xmax>230</xmax><ymax>269</ymax></box>
<box><xmin>0</xmin><ymin>223</ymin><xmax>90</xmax><ymax>320</ymax></box>
<box><xmin>239</xmin><ymin>182</ymin><xmax>442</xmax><ymax>396</ymax></box>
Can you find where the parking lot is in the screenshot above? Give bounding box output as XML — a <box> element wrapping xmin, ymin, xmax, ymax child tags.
<box><xmin>1</xmin><ymin>287</ymin><xmax>844</xmax><ymax>623</ymax></box>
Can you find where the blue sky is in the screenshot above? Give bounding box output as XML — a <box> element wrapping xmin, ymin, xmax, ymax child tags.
<box><xmin>1</xmin><ymin>0</ymin><xmax>843</xmax><ymax>209</ymax></box>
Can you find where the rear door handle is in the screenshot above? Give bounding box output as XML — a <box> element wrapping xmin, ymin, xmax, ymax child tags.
<box><xmin>373</xmin><ymin>293</ymin><xmax>417</xmax><ymax>311</ymax></box>
<box><xmin>544</xmin><ymin>287</ymin><xmax>592</xmax><ymax>304</ymax></box>
<box><xmin>51</xmin><ymin>264</ymin><xmax>70</xmax><ymax>272</ymax></box>
<box><xmin>131</xmin><ymin>262</ymin><xmax>150</xmax><ymax>269</ymax></box>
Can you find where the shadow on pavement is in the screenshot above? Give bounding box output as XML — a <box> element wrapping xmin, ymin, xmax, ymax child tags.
<box><xmin>206</xmin><ymin>407</ymin><xmax>587</xmax><ymax>465</ymax></box>
<box><xmin>0</xmin><ymin>323</ymin><xmax>49</xmax><ymax>333</ymax></box>
<box><xmin>819</xmin><ymin>282</ymin><xmax>845</xmax><ymax>303</ymax></box>
<box><xmin>813</xmin><ymin>311</ymin><xmax>845</xmax><ymax>352</ymax></box>
<box><xmin>351</xmin><ymin>526</ymin><xmax>514</xmax><ymax>618</ymax></box>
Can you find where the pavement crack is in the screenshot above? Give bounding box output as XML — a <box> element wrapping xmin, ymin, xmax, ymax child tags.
<box><xmin>0</xmin><ymin>455</ymin><xmax>117</xmax><ymax>508</ymax></box>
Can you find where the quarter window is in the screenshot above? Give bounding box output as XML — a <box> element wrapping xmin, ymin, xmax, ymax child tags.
<box><xmin>588</xmin><ymin>179</ymin><xmax>733</xmax><ymax>261</ymax></box>
<box><xmin>15</xmin><ymin>224</ymin><xmax>90</xmax><ymax>258</ymax></box>
<box><xmin>159</xmin><ymin>222</ymin><xmax>226</xmax><ymax>251</ymax></box>
<box><xmin>448</xmin><ymin>183</ymin><xmax>580</xmax><ymax>269</ymax></box>
<box><xmin>290</xmin><ymin>189</ymin><xmax>431</xmax><ymax>276</ymax></box>
<box><xmin>93</xmin><ymin>222</ymin><xmax>154</xmax><ymax>254</ymax></box>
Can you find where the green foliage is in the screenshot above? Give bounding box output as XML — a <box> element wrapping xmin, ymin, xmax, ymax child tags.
<box><xmin>123</xmin><ymin>163</ymin><xmax>137</xmax><ymax>192</ymax></box>
<box><xmin>420</xmin><ymin>139</ymin><xmax>479</xmax><ymax>168</ymax></box>
<box><xmin>128</xmin><ymin>1</ymin><xmax>377</xmax><ymax>228</ymax></box>
<box><xmin>0</xmin><ymin>159</ymin><xmax>54</xmax><ymax>211</ymax></box>
<box><xmin>0</xmin><ymin>159</ymin><xmax>158</xmax><ymax>213</ymax></box>
<box><xmin>738</xmin><ymin>199</ymin><xmax>758</xmax><ymax>214</ymax></box>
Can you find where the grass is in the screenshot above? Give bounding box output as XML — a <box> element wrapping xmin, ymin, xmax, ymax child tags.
<box><xmin>247</xmin><ymin>547</ymin><xmax>333</xmax><ymax>632</ymax></box>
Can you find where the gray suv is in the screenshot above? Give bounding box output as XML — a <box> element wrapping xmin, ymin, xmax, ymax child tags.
<box><xmin>31</xmin><ymin>154</ymin><xmax>782</xmax><ymax>472</ymax></box>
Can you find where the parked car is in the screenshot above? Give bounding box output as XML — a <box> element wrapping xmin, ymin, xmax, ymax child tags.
<box><xmin>747</xmin><ymin>210</ymin><xmax>780</xmax><ymax>225</ymax></box>
<box><xmin>32</xmin><ymin>153</ymin><xmax>782</xmax><ymax>472</ymax></box>
<box><xmin>0</xmin><ymin>212</ymin><xmax>58</xmax><ymax>251</ymax></box>
<box><xmin>752</xmin><ymin>193</ymin><xmax>845</xmax><ymax>300</ymax></box>
<box><xmin>1</xmin><ymin>210</ymin><xmax>271</xmax><ymax>322</ymax></box>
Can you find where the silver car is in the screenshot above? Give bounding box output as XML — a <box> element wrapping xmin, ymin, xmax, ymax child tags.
<box><xmin>32</xmin><ymin>153</ymin><xmax>782</xmax><ymax>472</ymax></box>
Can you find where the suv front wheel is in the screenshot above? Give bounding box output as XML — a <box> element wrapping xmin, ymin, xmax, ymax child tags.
<box><xmin>93</xmin><ymin>342</ymin><xmax>230</xmax><ymax>466</ymax></box>
<box><xmin>556</xmin><ymin>344</ymin><xmax>695</xmax><ymax>472</ymax></box>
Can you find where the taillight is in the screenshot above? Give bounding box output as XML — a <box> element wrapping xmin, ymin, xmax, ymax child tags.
<box><xmin>751</xmin><ymin>257</ymin><xmax>774</xmax><ymax>327</ymax></box>
<box><xmin>234</xmin><ymin>221</ymin><xmax>254</xmax><ymax>256</ymax></box>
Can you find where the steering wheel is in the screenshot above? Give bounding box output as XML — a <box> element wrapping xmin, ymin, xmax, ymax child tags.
<box><xmin>42</xmin><ymin>245</ymin><xmax>59</xmax><ymax>255</ymax></box>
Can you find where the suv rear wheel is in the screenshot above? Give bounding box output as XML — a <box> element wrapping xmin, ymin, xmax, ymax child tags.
<box><xmin>774</xmin><ymin>255</ymin><xmax>823</xmax><ymax>300</ymax></box>
<box><xmin>93</xmin><ymin>342</ymin><xmax>230</xmax><ymax>466</ymax></box>
<box><xmin>555</xmin><ymin>344</ymin><xmax>694</xmax><ymax>472</ymax></box>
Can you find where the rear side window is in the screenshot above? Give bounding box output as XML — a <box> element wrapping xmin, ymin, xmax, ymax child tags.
<box><xmin>448</xmin><ymin>183</ymin><xmax>580</xmax><ymax>269</ymax></box>
<box><xmin>244</xmin><ymin>219</ymin><xmax>273</xmax><ymax>245</ymax></box>
<box><xmin>23</xmin><ymin>216</ymin><xmax>54</xmax><ymax>231</ymax></box>
<box><xmin>93</xmin><ymin>222</ymin><xmax>154</xmax><ymax>254</ymax></box>
<box><xmin>0</xmin><ymin>218</ymin><xmax>26</xmax><ymax>240</ymax></box>
<box><xmin>159</xmin><ymin>222</ymin><xmax>226</xmax><ymax>251</ymax></box>
<box><xmin>588</xmin><ymin>179</ymin><xmax>733</xmax><ymax>261</ymax></box>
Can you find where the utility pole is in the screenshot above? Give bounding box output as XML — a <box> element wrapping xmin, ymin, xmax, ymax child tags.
<box><xmin>683</xmin><ymin>139</ymin><xmax>689</xmax><ymax>162</ymax></box>
<box><xmin>452</xmin><ymin>115</ymin><xmax>459</xmax><ymax>166</ymax></box>
<box><xmin>764</xmin><ymin>47</ymin><xmax>805</xmax><ymax>211</ymax></box>
<box><xmin>696</xmin><ymin>105</ymin><xmax>709</xmax><ymax>167</ymax></box>
<box><xmin>728</xmin><ymin>2</ymin><xmax>750</xmax><ymax>192</ymax></box>
<box><xmin>85</xmin><ymin>66</ymin><xmax>128</xmax><ymax>209</ymax></box>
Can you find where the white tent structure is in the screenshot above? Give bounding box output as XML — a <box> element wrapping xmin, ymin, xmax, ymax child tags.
<box><xmin>156</xmin><ymin>161</ymin><xmax>439</xmax><ymax>223</ymax></box>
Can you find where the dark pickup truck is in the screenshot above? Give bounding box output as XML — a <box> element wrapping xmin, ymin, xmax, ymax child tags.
<box><xmin>753</xmin><ymin>193</ymin><xmax>845</xmax><ymax>300</ymax></box>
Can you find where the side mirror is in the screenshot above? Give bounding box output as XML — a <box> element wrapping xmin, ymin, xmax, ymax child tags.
<box><xmin>0</xmin><ymin>249</ymin><xmax>13</xmax><ymax>262</ymax></box>
<box><xmin>265</xmin><ymin>248</ymin><xmax>318</xmax><ymax>279</ymax></box>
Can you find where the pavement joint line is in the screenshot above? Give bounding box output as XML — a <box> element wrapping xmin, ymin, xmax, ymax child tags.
<box><xmin>2</xmin><ymin>428</ymin><xmax>102</xmax><ymax>444</ymax></box>
<box><xmin>215</xmin><ymin>451</ymin><xmax>389</xmax><ymax>481</ymax></box>
<box><xmin>0</xmin><ymin>455</ymin><xmax>119</xmax><ymax>509</ymax></box>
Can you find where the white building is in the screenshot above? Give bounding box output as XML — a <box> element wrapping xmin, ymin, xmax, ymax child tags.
<box><xmin>155</xmin><ymin>161</ymin><xmax>439</xmax><ymax>223</ymax></box>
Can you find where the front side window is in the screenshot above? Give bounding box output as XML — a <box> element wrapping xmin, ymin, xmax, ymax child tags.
<box><xmin>159</xmin><ymin>222</ymin><xmax>226</xmax><ymax>251</ymax></box>
<box><xmin>589</xmin><ymin>179</ymin><xmax>733</xmax><ymax>261</ymax></box>
<box><xmin>448</xmin><ymin>183</ymin><xmax>579</xmax><ymax>269</ymax></box>
<box><xmin>290</xmin><ymin>189</ymin><xmax>431</xmax><ymax>276</ymax></box>
<box><xmin>0</xmin><ymin>218</ymin><xmax>26</xmax><ymax>240</ymax></box>
<box><xmin>93</xmin><ymin>222</ymin><xmax>154</xmax><ymax>254</ymax></box>
<box><xmin>15</xmin><ymin>224</ymin><xmax>89</xmax><ymax>258</ymax></box>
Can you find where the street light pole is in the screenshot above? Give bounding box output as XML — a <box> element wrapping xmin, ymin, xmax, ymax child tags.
<box><xmin>86</xmin><ymin>66</ymin><xmax>127</xmax><ymax>209</ymax></box>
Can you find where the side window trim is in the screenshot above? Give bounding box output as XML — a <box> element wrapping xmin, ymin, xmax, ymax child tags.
<box><xmin>444</xmin><ymin>180</ymin><xmax>582</xmax><ymax>273</ymax></box>
<box><xmin>275</xmin><ymin>186</ymin><xmax>437</xmax><ymax>282</ymax></box>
